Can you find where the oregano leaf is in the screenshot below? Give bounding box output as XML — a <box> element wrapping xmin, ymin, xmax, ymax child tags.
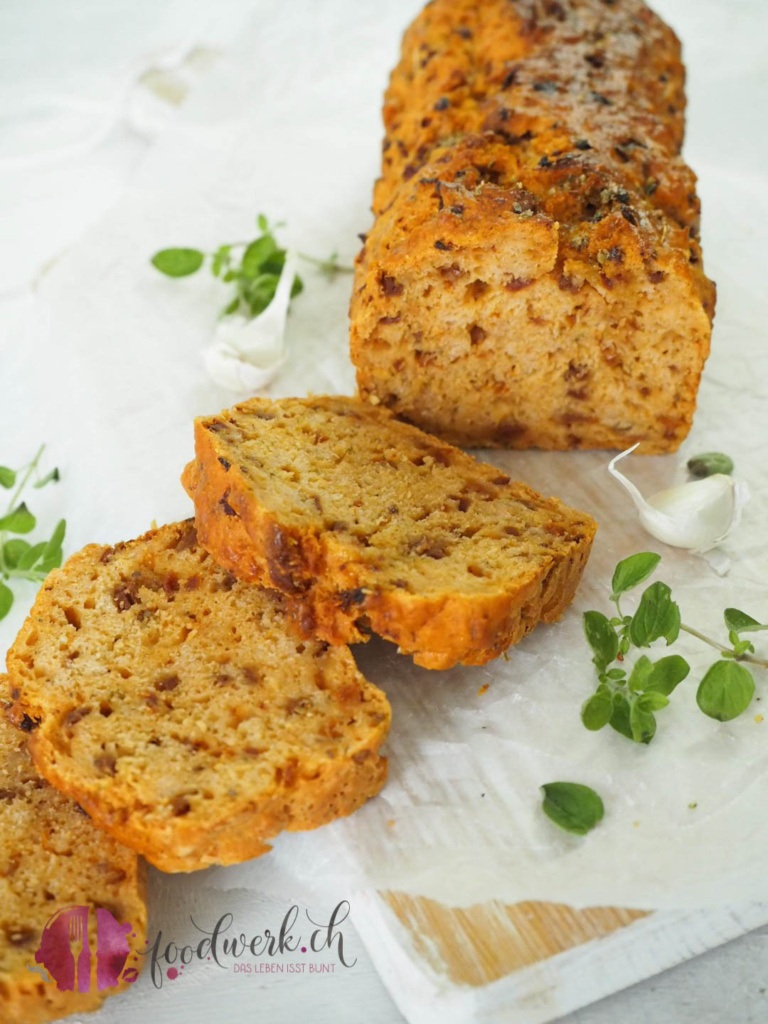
<box><xmin>627</xmin><ymin>655</ymin><xmax>652</xmax><ymax>693</ymax></box>
<box><xmin>611</xmin><ymin>552</ymin><xmax>661</xmax><ymax>597</ymax></box>
<box><xmin>211</xmin><ymin>244</ymin><xmax>232</xmax><ymax>277</ymax></box>
<box><xmin>3</xmin><ymin>538</ymin><xmax>30</xmax><ymax>568</ymax></box>
<box><xmin>541</xmin><ymin>782</ymin><xmax>604</xmax><ymax>836</ymax></box>
<box><xmin>636</xmin><ymin>691</ymin><xmax>670</xmax><ymax>712</ymax></box>
<box><xmin>696</xmin><ymin>661</ymin><xmax>755</xmax><ymax>722</ymax></box>
<box><xmin>724</xmin><ymin>608</ymin><xmax>768</xmax><ymax>634</ymax></box>
<box><xmin>17</xmin><ymin>541</ymin><xmax>46</xmax><ymax>570</ymax></box>
<box><xmin>687</xmin><ymin>452</ymin><xmax>734</xmax><ymax>478</ymax></box>
<box><xmin>581</xmin><ymin>690</ymin><xmax>613</xmax><ymax>731</ymax></box>
<box><xmin>629</xmin><ymin>581</ymin><xmax>681</xmax><ymax>647</ymax></box>
<box><xmin>583</xmin><ymin>611</ymin><xmax>619</xmax><ymax>671</ymax></box>
<box><xmin>629</xmin><ymin>701</ymin><xmax>657</xmax><ymax>744</ymax></box>
<box><xmin>0</xmin><ymin>503</ymin><xmax>36</xmax><ymax>535</ymax></box>
<box><xmin>609</xmin><ymin>693</ymin><xmax>633</xmax><ymax>740</ymax></box>
<box><xmin>0</xmin><ymin>581</ymin><xmax>13</xmax><ymax>620</ymax></box>
<box><xmin>241</xmin><ymin>236</ymin><xmax>277</xmax><ymax>277</ymax></box>
<box><xmin>34</xmin><ymin>467</ymin><xmax>60</xmax><ymax>489</ymax></box>
<box><xmin>644</xmin><ymin>655</ymin><xmax>690</xmax><ymax>696</ymax></box>
<box><xmin>151</xmin><ymin>248</ymin><xmax>205</xmax><ymax>277</ymax></box>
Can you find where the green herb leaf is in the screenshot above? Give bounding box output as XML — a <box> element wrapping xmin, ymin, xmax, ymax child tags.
<box><xmin>3</xmin><ymin>538</ymin><xmax>29</xmax><ymax>568</ymax></box>
<box><xmin>211</xmin><ymin>244</ymin><xmax>232</xmax><ymax>278</ymax></box>
<box><xmin>261</xmin><ymin>250</ymin><xmax>286</xmax><ymax>275</ymax></box>
<box><xmin>151</xmin><ymin>248</ymin><xmax>205</xmax><ymax>277</ymax></box>
<box><xmin>629</xmin><ymin>581</ymin><xmax>681</xmax><ymax>647</ymax></box>
<box><xmin>629</xmin><ymin>701</ymin><xmax>657</xmax><ymax>744</ymax></box>
<box><xmin>17</xmin><ymin>541</ymin><xmax>46</xmax><ymax>571</ymax></box>
<box><xmin>611</xmin><ymin>552</ymin><xmax>661</xmax><ymax>598</ymax></box>
<box><xmin>609</xmin><ymin>693</ymin><xmax>633</xmax><ymax>740</ymax></box>
<box><xmin>34</xmin><ymin>467</ymin><xmax>60</xmax><ymax>489</ymax></box>
<box><xmin>636</xmin><ymin>691</ymin><xmax>670</xmax><ymax>712</ymax></box>
<box><xmin>583</xmin><ymin>611</ymin><xmax>619</xmax><ymax>671</ymax></box>
<box><xmin>687</xmin><ymin>452</ymin><xmax>734</xmax><ymax>478</ymax></box>
<box><xmin>627</xmin><ymin>655</ymin><xmax>652</xmax><ymax>692</ymax></box>
<box><xmin>644</xmin><ymin>655</ymin><xmax>690</xmax><ymax>695</ymax></box>
<box><xmin>696</xmin><ymin>660</ymin><xmax>755</xmax><ymax>722</ymax></box>
<box><xmin>0</xmin><ymin>503</ymin><xmax>36</xmax><ymax>535</ymax></box>
<box><xmin>0</xmin><ymin>581</ymin><xmax>13</xmax><ymax>621</ymax></box>
<box><xmin>724</xmin><ymin>608</ymin><xmax>768</xmax><ymax>634</ymax></box>
<box><xmin>241</xmin><ymin>236</ymin><xmax>278</xmax><ymax>277</ymax></box>
<box><xmin>733</xmin><ymin>639</ymin><xmax>756</xmax><ymax>657</ymax></box>
<box><xmin>581</xmin><ymin>689</ymin><xmax>613</xmax><ymax>731</ymax></box>
<box><xmin>290</xmin><ymin>273</ymin><xmax>304</xmax><ymax>298</ymax></box>
<box><xmin>540</xmin><ymin>782</ymin><xmax>604</xmax><ymax>836</ymax></box>
<box><xmin>0</xmin><ymin>466</ymin><xmax>16</xmax><ymax>488</ymax></box>
<box><xmin>41</xmin><ymin>519</ymin><xmax>66</xmax><ymax>568</ymax></box>
<box><xmin>241</xmin><ymin>273</ymin><xmax>280</xmax><ymax>316</ymax></box>
<box><xmin>257</xmin><ymin>213</ymin><xmax>269</xmax><ymax>232</ymax></box>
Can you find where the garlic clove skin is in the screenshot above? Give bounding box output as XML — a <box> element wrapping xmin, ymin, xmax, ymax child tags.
<box><xmin>608</xmin><ymin>445</ymin><xmax>748</xmax><ymax>553</ymax></box>
<box><xmin>202</xmin><ymin>248</ymin><xmax>297</xmax><ymax>392</ymax></box>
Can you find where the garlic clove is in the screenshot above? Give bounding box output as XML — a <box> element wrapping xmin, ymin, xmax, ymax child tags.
<box><xmin>203</xmin><ymin>341</ymin><xmax>284</xmax><ymax>391</ymax></box>
<box><xmin>608</xmin><ymin>445</ymin><xmax>748</xmax><ymax>553</ymax></box>
<box><xmin>638</xmin><ymin>475</ymin><xmax>738</xmax><ymax>551</ymax></box>
<box><xmin>202</xmin><ymin>249</ymin><xmax>298</xmax><ymax>392</ymax></box>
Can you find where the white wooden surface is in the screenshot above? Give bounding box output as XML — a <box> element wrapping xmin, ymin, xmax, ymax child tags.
<box><xmin>354</xmin><ymin>894</ymin><xmax>768</xmax><ymax>1024</ymax></box>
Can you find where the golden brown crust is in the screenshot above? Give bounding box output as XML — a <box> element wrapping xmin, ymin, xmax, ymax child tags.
<box><xmin>183</xmin><ymin>395</ymin><xmax>597</xmax><ymax>670</ymax></box>
<box><xmin>6</xmin><ymin>523</ymin><xmax>390</xmax><ymax>873</ymax></box>
<box><xmin>0</xmin><ymin>680</ymin><xmax>147</xmax><ymax>1023</ymax></box>
<box><xmin>350</xmin><ymin>0</ymin><xmax>715</xmax><ymax>452</ymax></box>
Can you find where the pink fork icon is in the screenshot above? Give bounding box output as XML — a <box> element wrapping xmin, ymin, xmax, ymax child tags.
<box><xmin>68</xmin><ymin>910</ymin><xmax>90</xmax><ymax>992</ymax></box>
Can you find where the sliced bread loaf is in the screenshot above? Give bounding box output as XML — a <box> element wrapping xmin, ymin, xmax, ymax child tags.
<box><xmin>6</xmin><ymin>521</ymin><xmax>390</xmax><ymax>873</ymax></box>
<box><xmin>350</xmin><ymin>0</ymin><xmax>715</xmax><ymax>452</ymax></box>
<box><xmin>182</xmin><ymin>395</ymin><xmax>596</xmax><ymax>670</ymax></box>
<box><xmin>0</xmin><ymin>677</ymin><xmax>146</xmax><ymax>1023</ymax></box>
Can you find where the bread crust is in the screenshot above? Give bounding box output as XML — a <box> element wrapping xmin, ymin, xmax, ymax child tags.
<box><xmin>6</xmin><ymin>522</ymin><xmax>390</xmax><ymax>873</ymax></box>
<box><xmin>0</xmin><ymin>680</ymin><xmax>147</xmax><ymax>1023</ymax></box>
<box><xmin>183</xmin><ymin>396</ymin><xmax>596</xmax><ymax>670</ymax></box>
<box><xmin>350</xmin><ymin>0</ymin><xmax>715</xmax><ymax>452</ymax></box>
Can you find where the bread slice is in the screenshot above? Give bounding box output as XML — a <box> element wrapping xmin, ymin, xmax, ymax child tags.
<box><xmin>350</xmin><ymin>0</ymin><xmax>715</xmax><ymax>452</ymax></box>
<box><xmin>0</xmin><ymin>678</ymin><xmax>146</xmax><ymax>1023</ymax></box>
<box><xmin>182</xmin><ymin>395</ymin><xmax>596</xmax><ymax>670</ymax></box>
<box><xmin>6</xmin><ymin>521</ymin><xmax>390</xmax><ymax>873</ymax></box>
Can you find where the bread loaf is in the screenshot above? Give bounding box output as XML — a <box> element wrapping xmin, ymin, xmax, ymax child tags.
<box><xmin>350</xmin><ymin>0</ymin><xmax>715</xmax><ymax>452</ymax></box>
<box><xmin>6</xmin><ymin>521</ymin><xmax>390</xmax><ymax>873</ymax></box>
<box><xmin>182</xmin><ymin>395</ymin><xmax>596</xmax><ymax>670</ymax></box>
<box><xmin>0</xmin><ymin>678</ymin><xmax>146</xmax><ymax>1023</ymax></box>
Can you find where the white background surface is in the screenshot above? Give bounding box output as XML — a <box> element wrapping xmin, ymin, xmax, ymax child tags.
<box><xmin>2</xmin><ymin>0</ymin><xmax>768</xmax><ymax>1020</ymax></box>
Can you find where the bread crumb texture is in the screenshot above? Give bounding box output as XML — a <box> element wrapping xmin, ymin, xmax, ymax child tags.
<box><xmin>350</xmin><ymin>0</ymin><xmax>715</xmax><ymax>452</ymax></box>
<box><xmin>183</xmin><ymin>395</ymin><xmax>597</xmax><ymax>669</ymax></box>
<box><xmin>0</xmin><ymin>678</ymin><xmax>147</xmax><ymax>1023</ymax></box>
<box><xmin>5</xmin><ymin>522</ymin><xmax>390</xmax><ymax>873</ymax></box>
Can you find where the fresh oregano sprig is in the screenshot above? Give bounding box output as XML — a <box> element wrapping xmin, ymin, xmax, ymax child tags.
<box><xmin>0</xmin><ymin>446</ymin><xmax>66</xmax><ymax>621</ymax></box>
<box><xmin>150</xmin><ymin>213</ymin><xmax>352</xmax><ymax>320</ymax></box>
<box><xmin>582</xmin><ymin>552</ymin><xmax>768</xmax><ymax>743</ymax></box>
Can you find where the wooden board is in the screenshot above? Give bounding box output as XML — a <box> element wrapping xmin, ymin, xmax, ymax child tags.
<box><xmin>352</xmin><ymin>892</ymin><xmax>768</xmax><ymax>1024</ymax></box>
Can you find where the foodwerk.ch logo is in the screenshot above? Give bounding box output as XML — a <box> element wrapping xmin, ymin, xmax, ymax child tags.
<box><xmin>28</xmin><ymin>904</ymin><xmax>139</xmax><ymax>992</ymax></box>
